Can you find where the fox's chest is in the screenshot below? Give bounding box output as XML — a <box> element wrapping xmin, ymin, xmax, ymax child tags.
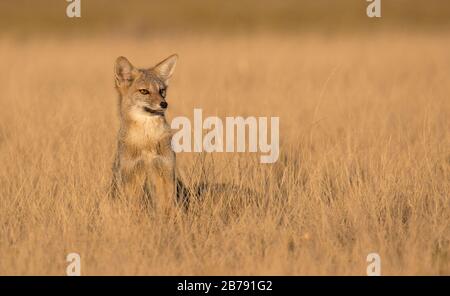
<box><xmin>120</xmin><ymin>113</ymin><xmax>175</xmax><ymax>178</ymax></box>
<box><xmin>126</xmin><ymin>116</ymin><xmax>171</xmax><ymax>150</ymax></box>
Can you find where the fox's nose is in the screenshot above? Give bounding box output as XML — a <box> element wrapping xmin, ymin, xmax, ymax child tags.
<box><xmin>160</xmin><ymin>101</ymin><xmax>168</xmax><ymax>109</ymax></box>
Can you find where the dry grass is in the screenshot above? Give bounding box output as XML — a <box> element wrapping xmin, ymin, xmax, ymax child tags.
<box><xmin>0</xmin><ymin>32</ymin><xmax>449</xmax><ymax>275</ymax></box>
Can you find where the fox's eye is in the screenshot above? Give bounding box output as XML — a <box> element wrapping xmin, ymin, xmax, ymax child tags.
<box><xmin>159</xmin><ymin>88</ymin><xmax>166</xmax><ymax>98</ymax></box>
<box><xmin>139</xmin><ymin>89</ymin><xmax>149</xmax><ymax>95</ymax></box>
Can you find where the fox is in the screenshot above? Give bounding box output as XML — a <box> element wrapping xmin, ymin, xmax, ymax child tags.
<box><xmin>110</xmin><ymin>54</ymin><xmax>186</xmax><ymax>211</ymax></box>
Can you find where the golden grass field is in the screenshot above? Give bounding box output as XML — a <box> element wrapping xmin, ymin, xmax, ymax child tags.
<box><xmin>0</xmin><ymin>32</ymin><xmax>449</xmax><ymax>275</ymax></box>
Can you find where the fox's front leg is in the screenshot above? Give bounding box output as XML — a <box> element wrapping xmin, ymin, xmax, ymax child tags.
<box><xmin>147</xmin><ymin>158</ymin><xmax>176</xmax><ymax>214</ymax></box>
<box><xmin>115</xmin><ymin>159</ymin><xmax>147</xmax><ymax>207</ymax></box>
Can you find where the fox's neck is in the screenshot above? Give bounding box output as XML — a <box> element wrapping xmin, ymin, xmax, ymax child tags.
<box><xmin>119</xmin><ymin>109</ymin><xmax>171</xmax><ymax>153</ymax></box>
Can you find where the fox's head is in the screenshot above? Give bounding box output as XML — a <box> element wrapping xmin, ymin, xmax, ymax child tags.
<box><xmin>114</xmin><ymin>55</ymin><xmax>178</xmax><ymax>119</ymax></box>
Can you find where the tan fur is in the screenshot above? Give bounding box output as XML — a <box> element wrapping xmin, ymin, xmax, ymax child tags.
<box><xmin>110</xmin><ymin>55</ymin><xmax>180</xmax><ymax>212</ymax></box>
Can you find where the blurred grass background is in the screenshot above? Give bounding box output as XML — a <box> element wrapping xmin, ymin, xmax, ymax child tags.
<box><xmin>1</xmin><ymin>0</ymin><xmax>450</xmax><ymax>37</ymax></box>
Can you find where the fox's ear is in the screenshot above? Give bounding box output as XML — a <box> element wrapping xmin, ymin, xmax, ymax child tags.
<box><xmin>153</xmin><ymin>54</ymin><xmax>178</xmax><ymax>85</ymax></box>
<box><xmin>115</xmin><ymin>56</ymin><xmax>135</xmax><ymax>87</ymax></box>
